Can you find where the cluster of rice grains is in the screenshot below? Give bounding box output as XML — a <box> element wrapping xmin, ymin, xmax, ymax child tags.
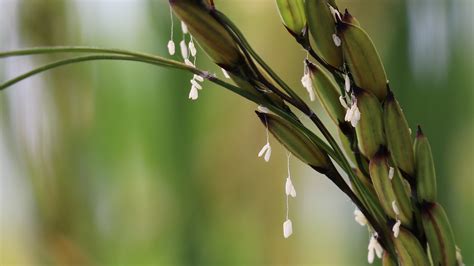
<box><xmin>0</xmin><ymin>0</ymin><xmax>464</xmax><ymax>265</ymax></box>
<box><xmin>168</xmin><ymin>0</ymin><xmax>463</xmax><ymax>265</ymax></box>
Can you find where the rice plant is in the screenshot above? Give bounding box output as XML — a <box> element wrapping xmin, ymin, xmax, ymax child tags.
<box><xmin>0</xmin><ymin>0</ymin><xmax>465</xmax><ymax>265</ymax></box>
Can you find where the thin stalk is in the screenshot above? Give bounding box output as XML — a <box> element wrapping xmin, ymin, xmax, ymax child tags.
<box><xmin>0</xmin><ymin>54</ymin><xmax>253</xmax><ymax>105</ymax></box>
<box><xmin>324</xmin><ymin>167</ymin><xmax>381</xmax><ymax>238</ymax></box>
<box><xmin>0</xmin><ymin>55</ymin><xmax>197</xmax><ymax>91</ymax></box>
<box><xmin>0</xmin><ymin>47</ymin><xmax>268</xmax><ymax>103</ymax></box>
<box><xmin>295</xmin><ymin>39</ymin><xmax>346</xmax><ymax>89</ymax></box>
<box><xmin>305</xmin><ymin>45</ymin><xmax>344</xmax><ymax>77</ymax></box>
<box><xmin>0</xmin><ymin>46</ymin><xmax>179</xmax><ymax>65</ymax></box>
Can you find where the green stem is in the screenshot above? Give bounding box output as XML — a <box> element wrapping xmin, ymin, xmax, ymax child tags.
<box><xmin>324</xmin><ymin>167</ymin><xmax>379</xmax><ymax>235</ymax></box>
<box><xmin>0</xmin><ymin>54</ymin><xmax>197</xmax><ymax>91</ymax></box>
<box><xmin>0</xmin><ymin>46</ymin><xmax>179</xmax><ymax>65</ymax></box>
<box><xmin>0</xmin><ymin>47</ymin><xmax>263</xmax><ymax>102</ymax></box>
<box><xmin>0</xmin><ymin>53</ymin><xmax>256</xmax><ymax>105</ymax></box>
<box><xmin>305</xmin><ymin>45</ymin><xmax>344</xmax><ymax>77</ymax></box>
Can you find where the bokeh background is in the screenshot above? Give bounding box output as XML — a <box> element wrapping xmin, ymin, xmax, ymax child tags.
<box><xmin>1</xmin><ymin>0</ymin><xmax>472</xmax><ymax>265</ymax></box>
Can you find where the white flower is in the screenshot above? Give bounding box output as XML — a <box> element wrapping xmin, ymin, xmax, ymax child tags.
<box><xmin>328</xmin><ymin>5</ymin><xmax>342</xmax><ymax>22</ymax></box>
<box><xmin>392</xmin><ymin>219</ymin><xmax>401</xmax><ymax>238</ymax></box>
<box><xmin>344</xmin><ymin>106</ymin><xmax>353</xmax><ymax>122</ymax></box>
<box><xmin>258</xmin><ymin>142</ymin><xmax>271</xmax><ymax>162</ymax></box>
<box><xmin>221</xmin><ymin>68</ymin><xmax>231</xmax><ymax>79</ymax></box>
<box><xmin>375</xmin><ymin>245</ymin><xmax>383</xmax><ymax>259</ymax></box>
<box><xmin>188</xmin><ymin>85</ymin><xmax>198</xmax><ymax>100</ymax></box>
<box><xmin>332</xmin><ymin>34</ymin><xmax>342</xmax><ymax>47</ymax></box>
<box><xmin>184</xmin><ymin>58</ymin><xmax>194</xmax><ymax>67</ymax></box>
<box><xmin>456</xmin><ymin>246</ymin><xmax>465</xmax><ymax>266</ymax></box>
<box><xmin>193</xmin><ymin>74</ymin><xmax>204</xmax><ymax>82</ymax></box>
<box><xmin>367</xmin><ymin>246</ymin><xmax>375</xmax><ymax>264</ymax></box>
<box><xmin>354</xmin><ymin>209</ymin><xmax>368</xmax><ymax>226</ymax></box>
<box><xmin>301</xmin><ymin>61</ymin><xmax>316</xmax><ymax>101</ymax></box>
<box><xmin>344</xmin><ymin>73</ymin><xmax>351</xmax><ymax>92</ymax></box>
<box><xmin>368</xmin><ymin>235</ymin><xmax>383</xmax><ymax>264</ymax></box>
<box><xmin>190</xmin><ymin>79</ymin><xmax>202</xmax><ymax>90</ymax></box>
<box><xmin>388</xmin><ymin>167</ymin><xmax>395</xmax><ymax>180</ymax></box>
<box><xmin>283</xmin><ymin>219</ymin><xmax>293</xmax><ymax>238</ymax></box>
<box><xmin>301</xmin><ymin>73</ymin><xmax>315</xmax><ymax>101</ymax></box>
<box><xmin>167</xmin><ymin>40</ymin><xmax>175</xmax><ymax>55</ymax></box>
<box><xmin>344</xmin><ymin>101</ymin><xmax>361</xmax><ymax>127</ymax></box>
<box><xmin>180</xmin><ymin>40</ymin><xmax>188</xmax><ymax>59</ymax></box>
<box><xmin>181</xmin><ymin>21</ymin><xmax>188</xmax><ymax>34</ymax></box>
<box><xmin>285</xmin><ymin>177</ymin><xmax>296</xmax><ymax>198</ymax></box>
<box><xmin>188</xmin><ymin>40</ymin><xmax>197</xmax><ymax>57</ymax></box>
<box><xmin>351</xmin><ymin>107</ymin><xmax>361</xmax><ymax>124</ymax></box>
<box><xmin>257</xmin><ymin>105</ymin><xmax>270</xmax><ymax>113</ymax></box>
<box><xmin>392</xmin><ymin>200</ymin><xmax>400</xmax><ymax>216</ymax></box>
<box><xmin>188</xmin><ymin>76</ymin><xmax>203</xmax><ymax>101</ymax></box>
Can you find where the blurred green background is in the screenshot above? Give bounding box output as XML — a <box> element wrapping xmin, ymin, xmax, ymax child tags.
<box><xmin>0</xmin><ymin>0</ymin><xmax>472</xmax><ymax>265</ymax></box>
